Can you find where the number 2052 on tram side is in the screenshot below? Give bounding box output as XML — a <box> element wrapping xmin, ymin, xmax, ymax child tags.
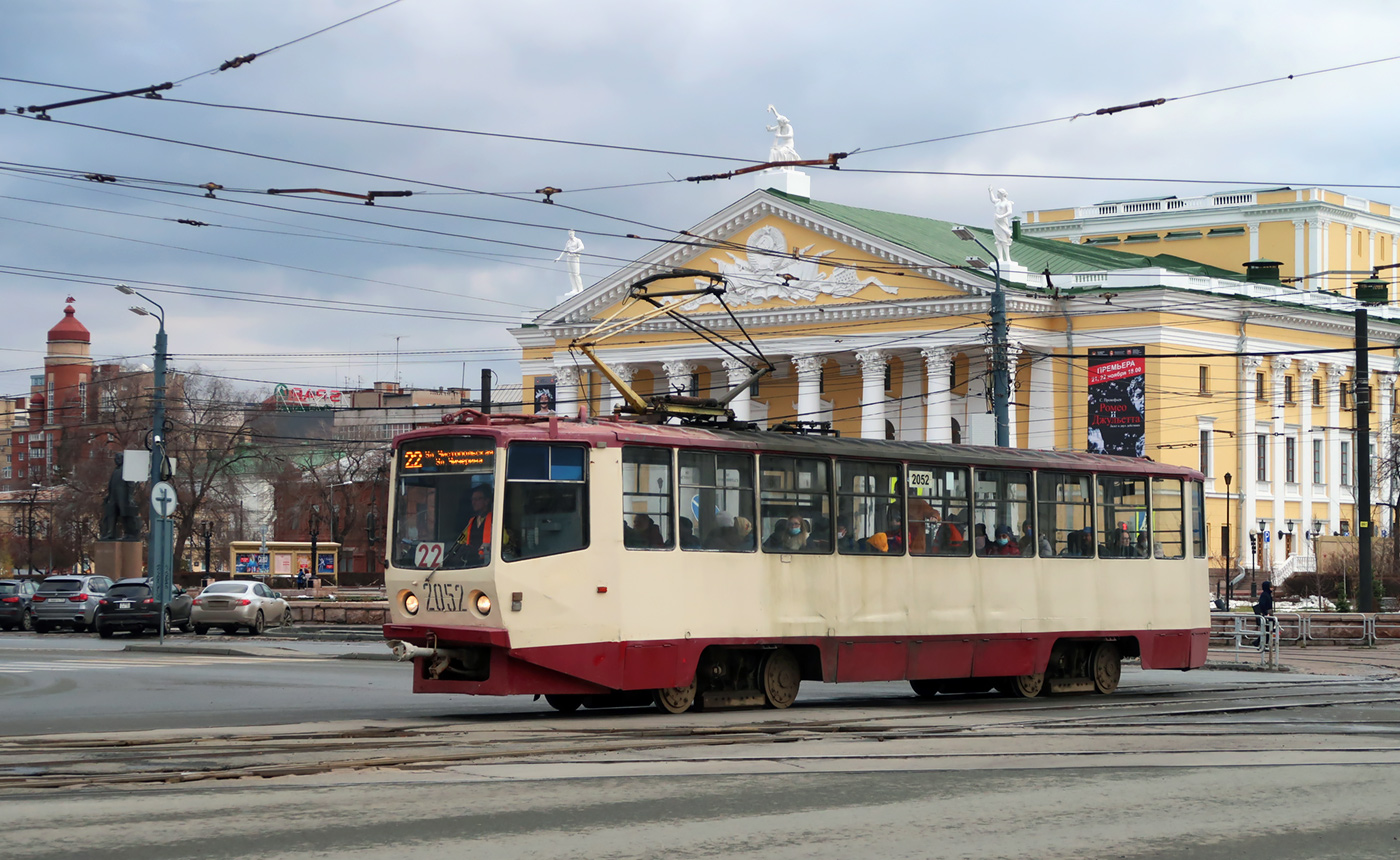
<box><xmin>382</xmin><ymin>410</ymin><xmax>1209</xmax><ymax>714</ymax></box>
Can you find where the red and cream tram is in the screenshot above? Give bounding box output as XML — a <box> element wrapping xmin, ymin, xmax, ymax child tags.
<box><xmin>382</xmin><ymin>410</ymin><xmax>1209</xmax><ymax>713</ymax></box>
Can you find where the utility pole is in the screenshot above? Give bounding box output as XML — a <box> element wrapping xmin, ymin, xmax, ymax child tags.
<box><xmin>952</xmin><ymin>227</ymin><xmax>1009</xmax><ymax>447</ymax></box>
<box><xmin>1355</xmin><ymin>300</ymin><xmax>1376</xmax><ymax>612</ymax></box>
<box><xmin>481</xmin><ymin>368</ymin><xmax>492</xmax><ymax>415</ymax></box>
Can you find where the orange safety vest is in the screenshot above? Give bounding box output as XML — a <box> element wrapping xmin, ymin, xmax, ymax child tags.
<box><xmin>460</xmin><ymin>512</ymin><xmax>492</xmax><ymax>549</ymax></box>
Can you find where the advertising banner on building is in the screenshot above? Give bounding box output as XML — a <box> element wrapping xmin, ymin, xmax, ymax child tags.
<box><xmin>533</xmin><ymin>376</ymin><xmax>556</xmax><ymax>414</ymax></box>
<box><xmin>1087</xmin><ymin>346</ymin><xmax>1146</xmax><ymax>457</ymax></box>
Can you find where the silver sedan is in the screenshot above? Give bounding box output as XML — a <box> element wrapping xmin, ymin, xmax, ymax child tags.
<box><xmin>191</xmin><ymin>580</ymin><xmax>292</xmax><ymax>636</ymax></box>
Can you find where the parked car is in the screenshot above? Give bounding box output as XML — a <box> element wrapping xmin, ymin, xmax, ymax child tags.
<box><xmin>0</xmin><ymin>580</ymin><xmax>40</xmax><ymax>631</ymax></box>
<box><xmin>94</xmin><ymin>578</ymin><xmax>194</xmax><ymax>638</ymax></box>
<box><xmin>29</xmin><ymin>575</ymin><xmax>114</xmax><ymax>633</ymax></box>
<box><xmin>191</xmin><ymin>580</ymin><xmax>291</xmax><ymax>635</ymax></box>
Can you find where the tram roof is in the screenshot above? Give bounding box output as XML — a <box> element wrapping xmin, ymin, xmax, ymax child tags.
<box><xmin>397</xmin><ymin>414</ymin><xmax>1202</xmax><ymax>480</ymax></box>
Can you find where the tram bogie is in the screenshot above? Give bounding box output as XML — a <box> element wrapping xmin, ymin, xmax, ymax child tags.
<box><xmin>383</xmin><ymin>411</ymin><xmax>1208</xmax><ymax>714</ymax></box>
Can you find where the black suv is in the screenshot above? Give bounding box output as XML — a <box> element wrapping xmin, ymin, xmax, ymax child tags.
<box><xmin>94</xmin><ymin>578</ymin><xmax>195</xmax><ymax>637</ymax></box>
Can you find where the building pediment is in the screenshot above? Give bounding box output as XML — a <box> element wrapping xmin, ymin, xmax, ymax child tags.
<box><xmin>533</xmin><ymin>189</ymin><xmax>985</xmax><ymax>329</ymax></box>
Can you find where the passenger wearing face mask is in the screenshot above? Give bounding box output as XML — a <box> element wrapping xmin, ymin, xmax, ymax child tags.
<box><xmin>764</xmin><ymin>513</ymin><xmax>810</xmax><ymax>552</ymax></box>
<box><xmin>834</xmin><ymin>516</ymin><xmax>856</xmax><ymax>553</ymax></box>
<box><xmin>982</xmin><ymin>524</ymin><xmax>1022</xmax><ymax>556</ymax></box>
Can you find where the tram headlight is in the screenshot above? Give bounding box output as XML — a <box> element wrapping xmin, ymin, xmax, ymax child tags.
<box><xmin>474</xmin><ymin>592</ymin><xmax>492</xmax><ymax>616</ymax></box>
<box><xmin>401</xmin><ymin>591</ymin><xmax>419</xmax><ymax>615</ymax></box>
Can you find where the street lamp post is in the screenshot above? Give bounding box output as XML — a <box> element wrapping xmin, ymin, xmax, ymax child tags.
<box><xmin>115</xmin><ymin>284</ymin><xmax>173</xmax><ymax>624</ymax></box>
<box><xmin>197</xmin><ymin>521</ymin><xmax>213</xmax><ymax>582</ymax></box>
<box><xmin>952</xmin><ymin>226</ymin><xmax>1009</xmax><ymax>447</ymax></box>
<box><xmin>308</xmin><ymin>505</ymin><xmax>321</xmax><ymax>588</ymax></box>
<box><xmin>25</xmin><ymin>484</ymin><xmax>40</xmax><ymax>577</ymax></box>
<box><xmin>1224</xmin><ymin>472</ymin><xmax>1233</xmax><ymax>607</ymax></box>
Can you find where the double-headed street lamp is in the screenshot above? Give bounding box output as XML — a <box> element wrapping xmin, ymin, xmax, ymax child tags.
<box><xmin>114</xmin><ymin>284</ymin><xmax>173</xmax><ymax>626</ymax></box>
<box><xmin>24</xmin><ymin>483</ymin><xmax>41</xmax><ymax>576</ymax></box>
<box><xmin>952</xmin><ymin>226</ymin><xmax>1010</xmax><ymax>448</ymax></box>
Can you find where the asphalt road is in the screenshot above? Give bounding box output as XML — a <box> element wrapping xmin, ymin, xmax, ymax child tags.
<box><xmin>4</xmin><ymin>632</ymin><xmax>1400</xmax><ymax>859</ymax></box>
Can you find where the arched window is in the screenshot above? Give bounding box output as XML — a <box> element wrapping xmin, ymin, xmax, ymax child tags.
<box><xmin>951</xmin><ymin>418</ymin><xmax>962</xmax><ymax>444</ymax></box>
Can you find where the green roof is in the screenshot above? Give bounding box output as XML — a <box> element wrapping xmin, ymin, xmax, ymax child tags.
<box><xmin>764</xmin><ymin>189</ymin><xmax>1249</xmax><ymax>286</ymax></box>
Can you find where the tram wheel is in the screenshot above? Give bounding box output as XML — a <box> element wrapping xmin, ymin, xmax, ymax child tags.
<box><xmin>909</xmin><ymin>679</ymin><xmax>942</xmax><ymax>699</ymax></box>
<box><xmin>1000</xmin><ymin>671</ymin><xmax>1046</xmax><ymax>699</ymax></box>
<box><xmin>760</xmin><ymin>647</ymin><xmax>801</xmax><ymax>709</ymax></box>
<box><xmin>544</xmin><ymin>694</ymin><xmax>583</xmax><ymax>714</ymax></box>
<box><xmin>652</xmin><ymin>677</ymin><xmax>698</xmax><ymax>714</ymax></box>
<box><xmin>1091</xmin><ymin>643</ymin><xmax>1122</xmax><ymax>695</ymax></box>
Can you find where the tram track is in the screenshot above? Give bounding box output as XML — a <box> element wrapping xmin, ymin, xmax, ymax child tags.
<box><xmin>4</xmin><ymin>679</ymin><xmax>1400</xmax><ymax>792</ymax></box>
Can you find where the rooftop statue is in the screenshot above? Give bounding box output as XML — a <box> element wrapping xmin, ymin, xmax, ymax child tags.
<box><xmin>555</xmin><ymin>229</ymin><xmax>585</xmax><ymax>294</ymax></box>
<box><xmin>766</xmin><ymin>105</ymin><xmax>799</xmax><ymax>167</ymax></box>
<box><xmin>990</xmin><ymin>187</ymin><xmax>1014</xmax><ymax>263</ymax></box>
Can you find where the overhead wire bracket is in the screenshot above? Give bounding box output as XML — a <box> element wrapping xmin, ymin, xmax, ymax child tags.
<box><xmin>21</xmin><ymin>82</ymin><xmax>173</xmax><ymax>119</ymax></box>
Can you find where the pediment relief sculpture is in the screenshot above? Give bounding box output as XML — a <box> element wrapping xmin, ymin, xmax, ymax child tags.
<box><xmin>683</xmin><ymin>225</ymin><xmax>893</xmax><ymax>309</ymax></box>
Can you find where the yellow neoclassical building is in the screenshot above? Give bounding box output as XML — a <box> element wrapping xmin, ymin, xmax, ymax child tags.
<box><xmin>511</xmin><ymin>176</ymin><xmax>1400</xmax><ymax>588</ymax></box>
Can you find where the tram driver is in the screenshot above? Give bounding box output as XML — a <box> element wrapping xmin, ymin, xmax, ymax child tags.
<box><xmin>450</xmin><ymin>484</ymin><xmax>493</xmax><ymax>567</ymax></box>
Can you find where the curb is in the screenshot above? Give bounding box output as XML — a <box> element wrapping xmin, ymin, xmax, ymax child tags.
<box><xmin>124</xmin><ymin>643</ymin><xmax>308</xmax><ymax>659</ymax></box>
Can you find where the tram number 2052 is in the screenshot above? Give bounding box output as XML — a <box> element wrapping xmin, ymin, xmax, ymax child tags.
<box><xmin>424</xmin><ymin>582</ymin><xmax>465</xmax><ymax>612</ymax></box>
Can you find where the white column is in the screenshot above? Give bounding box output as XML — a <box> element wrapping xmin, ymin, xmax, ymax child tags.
<box><xmin>722</xmin><ymin>358</ymin><xmax>752</xmax><ymax>423</ymax></box>
<box><xmin>1248</xmin><ymin>222</ymin><xmax>1260</xmax><ymax>260</ymax></box>
<box><xmin>608</xmin><ymin>362</ymin><xmax>635</xmax><ymax>415</ymax></box>
<box><xmin>1027</xmin><ymin>350</ymin><xmax>1055</xmax><ymax>450</ymax></box>
<box><xmin>1319</xmin><ymin>219</ymin><xmax>1330</xmax><ymax>279</ymax></box>
<box><xmin>792</xmin><ymin>354</ymin><xmax>826</xmax><ymax>422</ymax></box>
<box><xmin>662</xmin><ymin>359</ymin><xmax>695</xmax><ymax>398</ymax></box>
<box><xmin>1270</xmin><ymin>356</ymin><xmax>1289</xmax><ymax>565</ymax></box>
<box><xmin>1298</xmin><ymin>359</ymin><xmax>1318</xmax><ymax>553</ymax></box>
<box><xmin>1241</xmin><ymin>355</ymin><xmax>1262</xmax><ymax>548</ymax></box>
<box><xmin>1326</xmin><ymin>363</ymin><xmax>1344</xmax><ymax>533</ymax></box>
<box><xmin>1293</xmin><ymin>220</ymin><xmax>1307</xmax><ymax>288</ymax></box>
<box><xmin>921</xmin><ymin>347</ymin><xmax>952</xmax><ymax>443</ymax></box>
<box><xmin>554</xmin><ymin>364</ymin><xmax>580</xmax><ymax>416</ymax></box>
<box><xmin>856</xmin><ymin>349</ymin><xmax>888</xmax><ymax>440</ymax></box>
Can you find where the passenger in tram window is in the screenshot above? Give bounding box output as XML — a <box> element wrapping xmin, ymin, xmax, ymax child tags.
<box><xmin>1018</xmin><ymin>520</ymin><xmax>1036</xmax><ymax>557</ymax></box>
<box><xmin>631</xmin><ymin>514</ymin><xmax>667</xmax><ymax>548</ymax></box>
<box><xmin>973</xmin><ymin>523</ymin><xmax>989</xmax><ymax>553</ymax></box>
<box><xmin>882</xmin><ymin>509</ymin><xmax>905</xmax><ymax>554</ymax></box>
<box><xmin>984</xmin><ymin>524</ymin><xmax>1022</xmax><ymax>556</ymax></box>
<box><xmin>1100</xmin><ymin>528</ymin><xmax>1131</xmax><ymax>558</ymax></box>
<box><xmin>931</xmin><ymin>520</ymin><xmax>966</xmax><ymax>554</ymax></box>
<box><xmin>834</xmin><ymin>516</ymin><xmax>856</xmax><ymax>553</ymax></box>
<box><xmin>730</xmin><ymin>516</ymin><xmax>755</xmax><ymax>550</ymax></box>
<box><xmin>1134</xmin><ymin>531</ymin><xmax>1151</xmax><ymax>558</ymax></box>
<box><xmin>907</xmin><ymin>499</ymin><xmax>937</xmax><ymax>554</ymax></box>
<box><xmin>764</xmin><ymin>513</ymin><xmax>809</xmax><ymax>551</ymax></box>
<box><xmin>1039</xmin><ymin>529</ymin><xmax>1055</xmax><ymax>558</ymax></box>
<box><xmin>678</xmin><ymin>517</ymin><xmax>701</xmax><ymax>549</ymax></box>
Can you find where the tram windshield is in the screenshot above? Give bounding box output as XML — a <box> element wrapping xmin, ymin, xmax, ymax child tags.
<box><xmin>392</xmin><ymin>437</ymin><xmax>497</xmax><ymax>570</ymax></box>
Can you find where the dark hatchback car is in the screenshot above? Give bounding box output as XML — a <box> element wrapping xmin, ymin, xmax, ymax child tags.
<box><xmin>94</xmin><ymin>578</ymin><xmax>194</xmax><ymax>638</ymax></box>
<box><xmin>0</xmin><ymin>580</ymin><xmax>39</xmax><ymax>631</ymax></box>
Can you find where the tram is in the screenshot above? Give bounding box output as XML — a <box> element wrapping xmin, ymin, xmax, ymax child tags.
<box><xmin>382</xmin><ymin>408</ymin><xmax>1210</xmax><ymax>713</ymax></box>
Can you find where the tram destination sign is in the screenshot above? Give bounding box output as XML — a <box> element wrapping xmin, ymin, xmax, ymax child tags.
<box><xmin>399</xmin><ymin>440</ymin><xmax>495</xmax><ymax>473</ymax></box>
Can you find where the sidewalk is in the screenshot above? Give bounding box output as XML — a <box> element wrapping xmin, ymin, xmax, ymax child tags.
<box><xmin>1209</xmin><ymin>644</ymin><xmax>1400</xmax><ymax>679</ymax></box>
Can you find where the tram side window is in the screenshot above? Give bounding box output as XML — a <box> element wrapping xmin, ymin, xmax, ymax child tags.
<box><xmin>759</xmin><ymin>455</ymin><xmax>831</xmax><ymax>554</ymax></box>
<box><xmin>502</xmin><ymin>443</ymin><xmax>588</xmax><ymax>561</ymax></box>
<box><xmin>679</xmin><ymin>450</ymin><xmax>756</xmax><ymax>552</ymax></box>
<box><xmin>906</xmin><ymin>465</ymin><xmax>970</xmax><ymax>557</ymax></box>
<box><xmin>622</xmin><ymin>447</ymin><xmax>674</xmax><ymax>550</ymax></box>
<box><xmin>836</xmin><ymin>460</ymin><xmax>903</xmax><ymax>555</ymax></box>
<box><xmin>974</xmin><ymin>470</ymin><xmax>1033</xmax><ymax>557</ymax></box>
<box><xmin>1151</xmin><ymin>477</ymin><xmax>1186</xmax><ymax>559</ymax></box>
<box><xmin>1036</xmin><ymin>472</ymin><xmax>1093</xmax><ymax>558</ymax></box>
<box><xmin>1098</xmin><ymin>475</ymin><xmax>1149</xmax><ymax>559</ymax></box>
<box><xmin>1191</xmin><ymin>480</ymin><xmax>1206</xmax><ymax>558</ymax></box>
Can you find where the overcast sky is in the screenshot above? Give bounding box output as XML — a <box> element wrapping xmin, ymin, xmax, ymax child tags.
<box><xmin>4</xmin><ymin>0</ymin><xmax>1399</xmax><ymax>401</ymax></box>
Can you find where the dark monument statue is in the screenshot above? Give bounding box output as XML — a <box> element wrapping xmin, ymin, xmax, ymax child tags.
<box><xmin>100</xmin><ymin>452</ymin><xmax>142</xmax><ymax>541</ymax></box>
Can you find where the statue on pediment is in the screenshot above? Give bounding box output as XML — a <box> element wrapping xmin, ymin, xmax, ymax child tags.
<box><xmin>555</xmin><ymin>229</ymin><xmax>585</xmax><ymax>294</ymax></box>
<box><xmin>990</xmin><ymin>187</ymin><xmax>1014</xmax><ymax>263</ymax></box>
<box><xmin>766</xmin><ymin>106</ymin><xmax>799</xmax><ymax>166</ymax></box>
